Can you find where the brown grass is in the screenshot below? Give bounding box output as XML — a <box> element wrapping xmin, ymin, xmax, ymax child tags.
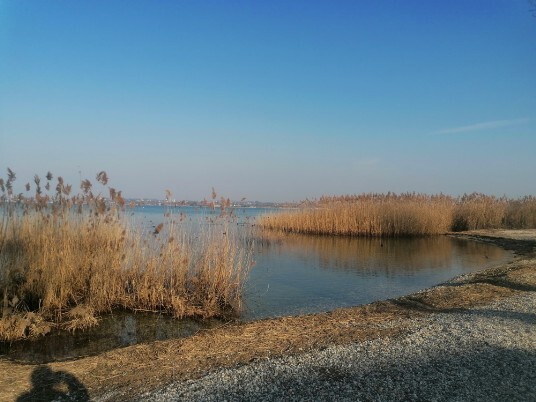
<box><xmin>2</xmin><ymin>248</ymin><xmax>533</xmax><ymax>401</ymax></box>
<box><xmin>260</xmin><ymin>193</ymin><xmax>455</xmax><ymax>236</ymax></box>
<box><xmin>260</xmin><ymin>193</ymin><xmax>536</xmax><ymax>236</ymax></box>
<box><xmin>0</xmin><ymin>169</ymin><xmax>251</xmax><ymax>341</ymax></box>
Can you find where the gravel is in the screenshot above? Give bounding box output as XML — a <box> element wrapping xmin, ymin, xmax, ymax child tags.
<box><xmin>140</xmin><ymin>292</ymin><xmax>536</xmax><ymax>401</ymax></box>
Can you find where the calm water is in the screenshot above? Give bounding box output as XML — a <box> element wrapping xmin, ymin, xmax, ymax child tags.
<box><xmin>1</xmin><ymin>206</ymin><xmax>512</xmax><ymax>362</ymax></box>
<box><xmin>245</xmin><ymin>232</ymin><xmax>511</xmax><ymax>320</ymax></box>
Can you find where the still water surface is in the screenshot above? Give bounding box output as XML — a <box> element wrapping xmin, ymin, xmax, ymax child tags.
<box><xmin>245</xmin><ymin>232</ymin><xmax>511</xmax><ymax>320</ymax></box>
<box><xmin>1</xmin><ymin>207</ymin><xmax>512</xmax><ymax>362</ymax></box>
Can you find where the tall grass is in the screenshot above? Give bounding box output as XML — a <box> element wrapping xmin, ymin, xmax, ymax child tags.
<box><xmin>259</xmin><ymin>193</ymin><xmax>536</xmax><ymax>236</ymax></box>
<box><xmin>0</xmin><ymin>169</ymin><xmax>251</xmax><ymax>341</ymax></box>
<box><xmin>260</xmin><ymin>193</ymin><xmax>455</xmax><ymax>236</ymax></box>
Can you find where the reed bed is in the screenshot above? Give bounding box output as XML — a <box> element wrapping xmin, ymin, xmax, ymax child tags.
<box><xmin>260</xmin><ymin>193</ymin><xmax>536</xmax><ymax>236</ymax></box>
<box><xmin>0</xmin><ymin>169</ymin><xmax>251</xmax><ymax>341</ymax></box>
<box><xmin>260</xmin><ymin>194</ymin><xmax>455</xmax><ymax>236</ymax></box>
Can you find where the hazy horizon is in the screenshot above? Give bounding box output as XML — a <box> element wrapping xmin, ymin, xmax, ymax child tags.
<box><xmin>1</xmin><ymin>1</ymin><xmax>535</xmax><ymax>202</ymax></box>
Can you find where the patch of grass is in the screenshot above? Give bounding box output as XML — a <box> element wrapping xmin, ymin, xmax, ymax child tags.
<box><xmin>0</xmin><ymin>169</ymin><xmax>251</xmax><ymax>341</ymax></box>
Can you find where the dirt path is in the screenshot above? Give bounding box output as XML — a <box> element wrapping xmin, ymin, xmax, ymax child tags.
<box><xmin>1</xmin><ymin>230</ymin><xmax>535</xmax><ymax>401</ymax></box>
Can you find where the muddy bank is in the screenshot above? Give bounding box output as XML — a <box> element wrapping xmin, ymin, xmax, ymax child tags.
<box><xmin>0</xmin><ymin>230</ymin><xmax>535</xmax><ymax>401</ymax></box>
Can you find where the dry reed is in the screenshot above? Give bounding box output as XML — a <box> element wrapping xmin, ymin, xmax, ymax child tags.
<box><xmin>260</xmin><ymin>193</ymin><xmax>455</xmax><ymax>236</ymax></box>
<box><xmin>260</xmin><ymin>193</ymin><xmax>536</xmax><ymax>236</ymax></box>
<box><xmin>0</xmin><ymin>169</ymin><xmax>251</xmax><ymax>341</ymax></box>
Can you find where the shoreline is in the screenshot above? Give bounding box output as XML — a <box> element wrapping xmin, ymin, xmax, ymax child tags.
<box><xmin>143</xmin><ymin>286</ymin><xmax>536</xmax><ymax>401</ymax></box>
<box><xmin>1</xmin><ymin>230</ymin><xmax>535</xmax><ymax>401</ymax></box>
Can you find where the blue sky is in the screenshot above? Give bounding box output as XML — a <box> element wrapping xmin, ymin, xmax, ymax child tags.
<box><xmin>1</xmin><ymin>1</ymin><xmax>535</xmax><ymax>201</ymax></box>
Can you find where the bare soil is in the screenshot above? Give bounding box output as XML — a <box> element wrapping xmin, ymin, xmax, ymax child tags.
<box><xmin>1</xmin><ymin>230</ymin><xmax>535</xmax><ymax>402</ymax></box>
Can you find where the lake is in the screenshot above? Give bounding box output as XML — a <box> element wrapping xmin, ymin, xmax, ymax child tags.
<box><xmin>0</xmin><ymin>206</ymin><xmax>512</xmax><ymax>362</ymax></box>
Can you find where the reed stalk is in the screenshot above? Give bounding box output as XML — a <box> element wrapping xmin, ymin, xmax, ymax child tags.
<box><xmin>0</xmin><ymin>169</ymin><xmax>251</xmax><ymax>341</ymax></box>
<box><xmin>259</xmin><ymin>193</ymin><xmax>536</xmax><ymax>236</ymax></box>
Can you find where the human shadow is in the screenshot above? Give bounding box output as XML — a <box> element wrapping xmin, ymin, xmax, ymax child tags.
<box><xmin>17</xmin><ymin>365</ymin><xmax>89</xmax><ymax>401</ymax></box>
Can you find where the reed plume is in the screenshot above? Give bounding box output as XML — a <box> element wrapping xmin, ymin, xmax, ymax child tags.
<box><xmin>0</xmin><ymin>168</ymin><xmax>251</xmax><ymax>341</ymax></box>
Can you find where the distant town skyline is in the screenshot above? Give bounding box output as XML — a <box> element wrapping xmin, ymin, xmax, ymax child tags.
<box><xmin>1</xmin><ymin>1</ymin><xmax>535</xmax><ymax>202</ymax></box>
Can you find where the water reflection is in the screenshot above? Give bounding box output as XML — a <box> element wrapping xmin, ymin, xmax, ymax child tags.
<box><xmin>254</xmin><ymin>232</ymin><xmax>506</xmax><ymax>274</ymax></box>
<box><xmin>1</xmin><ymin>311</ymin><xmax>221</xmax><ymax>364</ymax></box>
<box><xmin>0</xmin><ymin>211</ymin><xmax>513</xmax><ymax>363</ymax></box>
<box><xmin>244</xmin><ymin>232</ymin><xmax>512</xmax><ymax>320</ymax></box>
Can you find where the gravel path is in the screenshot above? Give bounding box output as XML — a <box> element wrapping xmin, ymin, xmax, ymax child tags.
<box><xmin>140</xmin><ymin>291</ymin><xmax>536</xmax><ymax>402</ymax></box>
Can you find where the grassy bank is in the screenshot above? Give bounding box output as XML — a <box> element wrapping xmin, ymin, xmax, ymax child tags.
<box><xmin>259</xmin><ymin>193</ymin><xmax>536</xmax><ymax>236</ymax></box>
<box><xmin>0</xmin><ymin>170</ymin><xmax>251</xmax><ymax>341</ymax></box>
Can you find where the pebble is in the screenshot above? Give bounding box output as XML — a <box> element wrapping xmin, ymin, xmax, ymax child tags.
<box><xmin>138</xmin><ymin>292</ymin><xmax>536</xmax><ymax>401</ymax></box>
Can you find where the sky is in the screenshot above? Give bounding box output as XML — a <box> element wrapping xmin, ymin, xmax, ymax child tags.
<box><xmin>1</xmin><ymin>1</ymin><xmax>535</xmax><ymax>202</ymax></box>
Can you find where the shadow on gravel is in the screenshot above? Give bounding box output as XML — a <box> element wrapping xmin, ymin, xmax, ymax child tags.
<box><xmin>222</xmin><ymin>347</ymin><xmax>536</xmax><ymax>401</ymax></box>
<box><xmin>441</xmin><ymin>278</ymin><xmax>536</xmax><ymax>293</ymax></box>
<box><xmin>318</xmin><ymin>347</ymin><xmax>536</xmax><ymax>401</ymax></box>
<box><xmin>391</xmin><ymin>288</ymin><xmax>536</xmax><ymax>326</ymax></box>
<box><xmin>16</xmin><ymin>365</ymin><xmax>89</xmax><ymax>401</ymax></box>
<box><xmin>392</xmin><ymin>299</ymin><xmax>536</xmax><ymax>324</ymax></box>
<box><xmin>463</xmin><ymin>309</ymin><xmax>536</xmax><ymax>324</ymax></box>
